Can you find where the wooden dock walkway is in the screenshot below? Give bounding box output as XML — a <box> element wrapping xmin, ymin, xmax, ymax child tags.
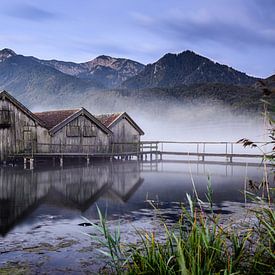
<box><xmin>9</xmin><ymin>140</ymin><xmax>270</xmax><ymax>169</ymax></box>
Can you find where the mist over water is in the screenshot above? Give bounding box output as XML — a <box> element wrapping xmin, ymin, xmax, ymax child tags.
<box><xmin>133</xmin><ymin>107</ymin><xmax>264</xmax><ymax>142</ymax></box>
<box><xmin>80</xmin><ymin>94</ymin><xmax>266</xmax><ymax>142</ymax></box>
<box><xmin>30</xmin><ymin>91</ymin><xmax>266</xmax><ymax>147</ymax></box>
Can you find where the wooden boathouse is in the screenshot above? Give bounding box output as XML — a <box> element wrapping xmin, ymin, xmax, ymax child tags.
<box><xmin>34</xmin><ymin>108</ymin><xmax>112</xmax><ymax>154</ymax></box>
<box><xmin>0</xmin><ymin>90</ymin><xmax>146</xmax><ymax>165</ymax></box>
<box><xmin>96</xmin><ymin>112</ymin><xmax>144</xmax><ymax>152</ymax></box>
<box><xmin>0</xmin><ymin>90</ymin><xmax>49</xmax><ymax>162</ymax></box>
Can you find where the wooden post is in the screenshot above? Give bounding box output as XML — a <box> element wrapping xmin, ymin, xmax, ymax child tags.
<box><xmin>32</xmin><ymin>141</ymin><xmax>34</xmax><ymax>158</ymax></box>
<box><xmin>30</xmin><ymin>158</ymin><xmax>34</xmax><ymax>170</ymax></box>
<box><xmin>226</xmin><ymin>143</ymin><xmax>228</xmax><ymax>155</ymax></box>
<box><xmin>23</xmin><ymin>157</ymin><xmax>27</xmax><ymax>169</ymax></box>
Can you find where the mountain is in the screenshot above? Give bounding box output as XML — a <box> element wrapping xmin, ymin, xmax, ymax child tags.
<box><xmin>122</xmin><ymin>51</ymin><xmax>258</xmax><ymax>89</ymax></box>
<box><xmin>0</xmin><ymin>48</ymin><xmax>271</xmax><ymax>113</ymax></box>
<box><xmin>36</xmin><ymin>55</ymin><xmax>145</xmax><ymax>88</ymax></box>
<box><xmin>0</xmin><ymin>48</ymin><xmax>16</xmax><ymax>62</ymax></box>
<box><xmin>0</xmin><ymin>53</ymin><xmax>102</xmax><ymax>104</ymax></box>
<box><xmin>255</xmin><ymin>74</ymin><xmax>275</xmax><ymax>94</ymax></box>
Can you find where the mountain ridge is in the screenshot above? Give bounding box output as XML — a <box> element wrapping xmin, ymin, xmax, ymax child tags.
<box><xmin>122</xmin><ymin>50</ymin><xmax>258</xmax><ymax>89</ymax></box>
<box><xmin>33</xmin><ymin>53</ymin><xmax>145</xmax><ymax>88</ymax></box>
<box><xmin>0</xmin><ymin>48</ymin><xmax>271</xmax><ymax>113</ymax></box>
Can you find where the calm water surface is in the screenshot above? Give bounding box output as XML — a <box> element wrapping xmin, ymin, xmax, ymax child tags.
<box><xmin>0</xmin><ymin>160</ymin><xmax>269</xmax><ymax>272</ymax></box>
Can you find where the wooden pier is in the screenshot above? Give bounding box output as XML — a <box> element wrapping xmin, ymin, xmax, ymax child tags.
<box><xmin>8</xmin><ymin>140</ymin><xmax>270</xmax><ymax>169</ymax></box>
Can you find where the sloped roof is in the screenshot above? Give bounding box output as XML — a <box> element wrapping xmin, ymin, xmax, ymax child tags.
<box><xmin>34</xmin><ymin>109</ymin><xmax>80</xmax><ymax>130</ymax></box>
<box><xmin>96</xmin><ymin>112</ymin><xmax>123</xmax><ymax>127</ymax></box>
<box><xmin>35</xmin><ymin>108</ymin><xmax>112</xmax><ymax>135</ymax></box>
<box><xmin>96</xmin><ymin>112</ymin><xmax>144</xmax><ymax>135</ymax></box>
<box><xmin>0</xmin><ymin>90</ymin><xmax>46</xmax><ymax>127</ymax></box>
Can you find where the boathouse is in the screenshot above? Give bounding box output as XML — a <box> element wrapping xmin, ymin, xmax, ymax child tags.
<box><xmin>96</xmin><ymin>112</ymin><xmax>144</xmax><ymax>152</ymax></box>
<box><xmin>34</xmin><ymin>108</ymin><xmax>112</xmax><ymax>154</ymax></box>
<box><xmin>0</xmin><ymin>90</ymin><xmax>49</xmax><ymax>162</ymax></box>
<box><xmin>0</xmin><ymin>90</ymin><xmax>146</xmax><ymax>163</ymax></box>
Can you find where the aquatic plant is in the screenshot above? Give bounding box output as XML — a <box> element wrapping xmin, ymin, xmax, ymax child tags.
<box><xmin>85</xmin><ymin>196</ymin><xmax>275</xmax><ymax>274</ymax></box>
<box><xmin>82</xmin><ymin>207</ymin><xmax>124</xmax><ymax>273</ymax></box>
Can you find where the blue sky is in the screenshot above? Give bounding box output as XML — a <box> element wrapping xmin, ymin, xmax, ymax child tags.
<box><xmin>0</xmin><ymin>0</ymin><xmax>274</xmax><ymax>77</ymax></box>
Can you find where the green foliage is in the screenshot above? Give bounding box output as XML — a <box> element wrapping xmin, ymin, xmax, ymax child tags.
<box><xmin>205</xmin><ymin>177</ymin><xmax>213</xmax><ymax>212</ymax></box>
<box><xmin>82</xmin><ymin>206</ymin><xmax>124</xmax><ymax>273</ymax></box>
<box><xmin>85</xmin><ymin>198</ymin><xmax>275</xmax><ymax>274</ymax></box>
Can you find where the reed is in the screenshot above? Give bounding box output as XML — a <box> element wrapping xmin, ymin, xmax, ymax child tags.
<box><xmin>86</xmin><ymin>195</ymin><xmax>274</xmax><ymax>274</ymax></box>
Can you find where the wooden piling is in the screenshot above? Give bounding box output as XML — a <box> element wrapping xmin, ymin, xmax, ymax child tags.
<box><xmin>29</xmin><ymin>158</ymin><xmax>34</xmax><ymax>170</ymax></box>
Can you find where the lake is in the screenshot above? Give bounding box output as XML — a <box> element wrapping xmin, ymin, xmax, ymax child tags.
<box><xmin>0</xmin><ymin>160</ymin><xmax>269</xmax><ymax>273</ymax></box>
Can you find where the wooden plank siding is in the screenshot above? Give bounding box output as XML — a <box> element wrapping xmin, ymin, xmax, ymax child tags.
<box><xmin>0</xmin><ymin>91</ymin><xmax>50</xmax><ymax>161</ymax></box>
<box><xmin>110</xmin><ymin>117</ymin><xmax>141</xmax><ymax>143</ymax></box>
<box><xmin>96</xmin><ymin>112</ymin><xmax>145</xmax><ymax>154</ymax></box>
<box><xmin>48</xmin><ymin>114</ymin><xmax>110</xmax><ymax>154</ymax></box>
<box><xmin>110</xmin><ymin>117</ymin><xmax>141</xmax><ymax>153</ymax></box>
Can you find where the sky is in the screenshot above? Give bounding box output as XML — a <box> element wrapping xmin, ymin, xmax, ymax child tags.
<box><xmin>0</xmin><ymin>0</ymin><xmax>274</xmax><ymax>78</ymax></box>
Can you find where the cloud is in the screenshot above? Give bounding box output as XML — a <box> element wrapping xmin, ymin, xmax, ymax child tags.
<box><xmin>164</xmin><ymin>18</ymin><xmax>275</xmax><ymax>50</ymax></box>
<box><xmin>132</xmin><ymin>1</ymin><xmax>275</xmax><ymax>51</ymax></box>
<box><xmin>4</xmin><ymin>3</ymin><xmax>56</xmax><ymax>22</ymax></box>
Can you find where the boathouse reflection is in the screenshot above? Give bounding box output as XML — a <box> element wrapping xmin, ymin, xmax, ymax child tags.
<box><xmin>0</xmin><ymin>161</ymin><xmax>143</xmax><ymax>236</ymax></box>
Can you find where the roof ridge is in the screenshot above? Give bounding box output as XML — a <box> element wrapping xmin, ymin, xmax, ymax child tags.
<box><xmin>34</xmin><ymin>108</ymin><xmax>81</xmax><ymax>114</ymax></box>
<box><xmin>95</xmin><ymin>112</ymin><xmax>124</xmax><ymax>116</ymax></box>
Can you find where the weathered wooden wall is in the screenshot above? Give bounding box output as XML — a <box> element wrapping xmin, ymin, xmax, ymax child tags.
<box><xmin>0</xmin><ymin>98</ymin><xmax>50</xmax><ymax>161</ymax></box>
<box><xmin>110</xmin><ymin>118</ymin><xmax>140</xmax><ymax>143</ymax></box>
<box><xmin>110</xmin><ymin>118</ymin><xmax>140</xmax><ymax>152</ymax></box>
<box><xmin>49</xmin><ymin>115</ymin><xmax>110</xmax><ymax>153</ymax></box>
<box><xmin>0</xmin><ymin>95</ymin><xmax>144</xmax><ymax>159</ymax></box>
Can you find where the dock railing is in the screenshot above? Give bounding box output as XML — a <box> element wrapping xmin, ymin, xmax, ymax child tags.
<box><xmin>13</xmin><ymin>140</ymin><xmax>270</xmax><ymax>163</ymax></box>
<box><xmin>144</xmin><ymin>140</ymin><xmax>270</xmax><ymax>162</ymax></box>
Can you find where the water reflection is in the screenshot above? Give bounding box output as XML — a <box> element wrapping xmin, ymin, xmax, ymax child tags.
<box><xmin>0</xmin><ymin>162</ymin><xmax>142</xmax><ymax>236</ymax></box>
<box><xmin>0</xmin><ymin>160</ymin><xmax>269</xmax><ymax>237</ymax></box>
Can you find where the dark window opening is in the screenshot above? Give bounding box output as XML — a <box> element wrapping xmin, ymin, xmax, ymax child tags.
<box><xmin>83</xmin><ymin>125</ymin><xmax>96</xmax><ymax>137</ymax></box>
<box><xmin>0</xmin><ymin>110</ymin><xmax>11</xmax><ymax>128</ymax></box>
<box><xmin>66</xmin><ymin>125</ymin><xmax>80</xmax><ymax>137</ymax></box>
